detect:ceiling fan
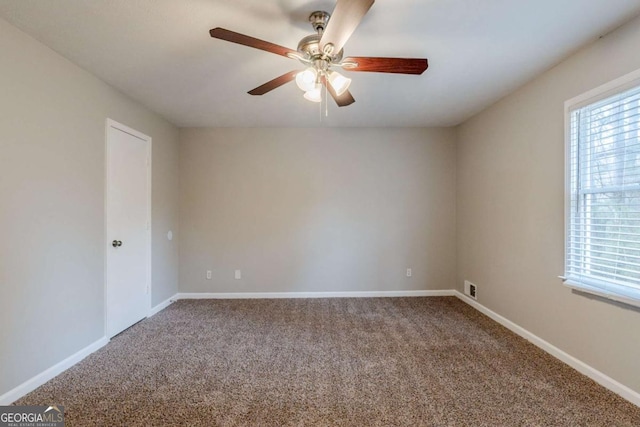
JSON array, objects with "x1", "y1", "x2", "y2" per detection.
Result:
[{"x1": 210, "y1": 0, "x2": 428, "y2": 107}]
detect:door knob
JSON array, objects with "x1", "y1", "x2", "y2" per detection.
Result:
[{"x1": 112, "y1": 240, "x2": 123, "y2": 247}]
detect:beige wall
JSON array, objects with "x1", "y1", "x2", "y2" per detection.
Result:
[
  {"x1": 180, "y1": 128, "x2": 456, "y2": 293},
  {"x1": 0, "y1": 18, "x2": 179, "y2": 396},
  {"x1": 457, "y1": 15, "x2": 640, "y2": 393}
]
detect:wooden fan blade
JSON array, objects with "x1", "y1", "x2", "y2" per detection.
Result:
[
  {"x1": 342, "y1": 57, "x2": 428, "y2": 74},
  {"x1": 320, "y1": 0, "x2": 374, "y2": 54},
  {"x1": 248, "y1": 71, "x2": 300, "y2": 96},
  {"x1": 322, "y1": 76, "x2": 356, "y2": 107},
  {"x1": 210, "y1": 28, "x2": 297, "y2": 58}
]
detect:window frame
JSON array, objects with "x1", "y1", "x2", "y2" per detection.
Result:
[{"x1": 563, "y1": 68, "x2": 640, "y2": 308}]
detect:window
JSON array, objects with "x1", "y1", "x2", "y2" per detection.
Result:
[{"x1": 564, "y1": 71, "x2": 640, "y2": 308}]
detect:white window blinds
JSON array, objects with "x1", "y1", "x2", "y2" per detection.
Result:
[{"x1": 566, "y1": 81, "x2": 640, "y2": 306}]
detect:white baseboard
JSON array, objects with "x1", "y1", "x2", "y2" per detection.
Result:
[
  {"x1": 454, "y1": 291, "x2": 640, "y2": 407},
  {"x1": 148, "y1": 293, "x2": 178, "y2": 317},
  {"x1": 0, "y1": 336, "x2": 109, "y2": 405},
  {"x1": 176, "y1": 290, "x2": 455, "y2": 300}
]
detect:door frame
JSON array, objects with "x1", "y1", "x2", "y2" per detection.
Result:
[{"x1": 104, "y1": 118, "x2": 152, "y2": 338}]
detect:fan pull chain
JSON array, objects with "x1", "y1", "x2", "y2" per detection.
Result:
[{"x1": 325, "y1": 83, "x2": 328, "y2": 117}]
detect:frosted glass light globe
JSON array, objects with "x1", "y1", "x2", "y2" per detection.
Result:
[
  {"x1": 328, "y1": 71, "x2": 351, "y2": 96},
  {"x1": 303, "y1": 84, "x2": 322, "y2": 103},
  {"x1": 296, "y1": 68, "x2": 317, "y2": 92}
]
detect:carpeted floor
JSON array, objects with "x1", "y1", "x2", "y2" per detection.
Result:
[{"x1": 15, "y1": 297, "x2": 640, "y2": 426}]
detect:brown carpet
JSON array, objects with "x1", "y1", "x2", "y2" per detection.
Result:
[{"x1": 15, "y1": 297, "x2": 640, "y2": 426}]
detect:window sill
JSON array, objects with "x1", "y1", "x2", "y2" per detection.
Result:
[{"x1": 562, "y1": 278, "x2": 640, "y2": 309}]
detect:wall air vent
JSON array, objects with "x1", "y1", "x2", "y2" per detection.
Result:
[{"x1": 464, "y1": 280, "x2": 477, "y2": 300}]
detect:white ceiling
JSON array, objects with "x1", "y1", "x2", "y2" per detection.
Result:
[{"x1": 1, "y1": 0, "x2": 639, "y2": 127}]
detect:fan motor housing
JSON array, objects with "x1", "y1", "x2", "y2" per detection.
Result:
[
  {"x1": 297, "y1": 34, "x2": 343, "y2": 63},
  {"x1": 297, "y1": 11, "x2": 344, "y2": 64}
]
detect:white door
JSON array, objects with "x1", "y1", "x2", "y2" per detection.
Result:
[{"x1": 106, "y1": 119, "x2": 151, "y2": 338}]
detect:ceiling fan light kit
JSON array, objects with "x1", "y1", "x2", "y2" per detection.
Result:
[{"x1": 209, "y1": 0, "x2": 428, "y2": 108}]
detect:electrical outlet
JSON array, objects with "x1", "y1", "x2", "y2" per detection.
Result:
[
  {"x1": 406, "y1": 268, "x2": 412, "y2": 277},
  {"x1": 206, "y1": 270, "x2": 212, "y2": 280},
  {"x1": 235, "y1": 269, "x2": 241, "y2": 280},
  {"x1": 464, "y1": 280, "x2": 477, "y2": 299}
]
